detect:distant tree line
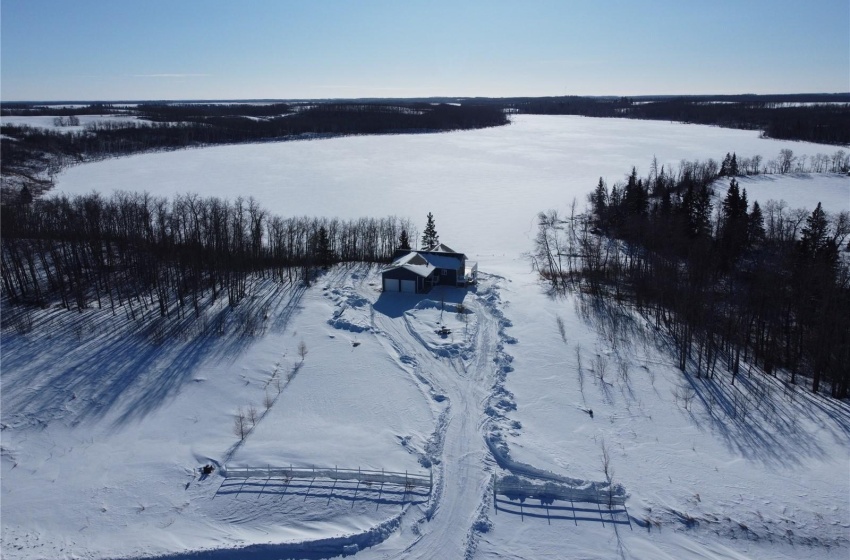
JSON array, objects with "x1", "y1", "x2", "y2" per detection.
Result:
[
  {"x1": 1, "y1": 102, "x2": 119, "y2": 117},
  {"x1": 535, "y1": 154, "x2": 850, "y2": 398},
  {"x1": 1, "y1": 191, "x2": 412, "y2": 317},
  {"x1": 0, "y1": 102, "x2": 508, "y2": 194},
  {"x1": 500, "y1": 94, "x2": 850, "y2": 145}
]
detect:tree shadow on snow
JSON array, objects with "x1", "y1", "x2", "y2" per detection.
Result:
[
  {"x1": 1, "y1": 279, "x2": 305, "y2": 428},
  {"x1": 571, "y1": 291, "x2": 850, "y2": 469}
]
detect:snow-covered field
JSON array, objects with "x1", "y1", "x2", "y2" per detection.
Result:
[{"x1": 3, "y1": 116, "x2": 849, "y2": 559}]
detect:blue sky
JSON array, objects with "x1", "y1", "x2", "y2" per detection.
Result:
[{"x1": 2, "y1": 0, "x2": 848, "y2": 101}]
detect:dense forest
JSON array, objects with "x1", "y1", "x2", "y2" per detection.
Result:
[
  {"x1": 1, "y1": 191, "x2": 412, "y2": 323},
  {"x1": 534, "y1": 154, "x2": 850, "y2": 398}
]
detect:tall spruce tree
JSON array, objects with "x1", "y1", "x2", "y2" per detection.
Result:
[
  {"x1": 748, "y1": 201, "x2": 765, "y2": 246},
  {"x1": 421, "y1": 212, "x2": 439, "y2": 249},
  {"x1": 314, "y1": 225, "x2": 333, "y2": 268},
  {"x1": 399, "y1": 229, "x2": 411, "y2": 250},
  {"x1": 591, "y1": 177, "x2": 608, "y2": 226}
]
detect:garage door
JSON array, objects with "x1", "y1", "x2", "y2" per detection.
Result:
[
  {"x1": 400, "y1": 279, "x2": 416, "y2": 293},
  {"x1": 383, "y1": 278, "x2": 400, "y2": 292}
]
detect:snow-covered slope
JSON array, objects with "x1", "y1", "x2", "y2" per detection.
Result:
[{"x1": 3, "y1": 116, "x2": 849, "y2": 559}]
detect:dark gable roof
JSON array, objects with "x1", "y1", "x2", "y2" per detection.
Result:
[
  {"x1": 421, "y1": 252, "x2": 463, "y2": 269},
  {"x1": 384, "y1": 242, "x2": 466, "y2": 277},
  {"x1": 422, "y1": 242, "x2": 461, "y2": 255},
  {"x1": 383, "y1": 250, "x2": 436, "y2": 277}
]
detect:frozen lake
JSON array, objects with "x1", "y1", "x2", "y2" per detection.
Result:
[{"x1": 57, "y1": 115, "x2": 849, "y2": 274}]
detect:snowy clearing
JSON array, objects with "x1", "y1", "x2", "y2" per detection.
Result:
[{"x1": 3, "y1": 116, "x2": 849, "y2": 559}]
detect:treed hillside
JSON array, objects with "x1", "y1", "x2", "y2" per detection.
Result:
[{"x1": 535, "y1": 155, "x2": 850, "y2": 398}]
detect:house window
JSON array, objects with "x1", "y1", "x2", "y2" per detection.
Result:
[{"x1": 441, "y1": 269, "x2": 447, "y2": 276}]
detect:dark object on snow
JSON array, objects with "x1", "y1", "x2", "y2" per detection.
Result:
[
  {"x1": 588, "y1": 409, "x2": 594, "y2": 418},
  {"x1": 201, "y1": 464, "x2": 214, "y2": 475},
  {"x1": 19, "y1": 186, "x2": 33, "y2": 205},
  {"x1": 436, "y1": 325, "x2": 452, "y2": 336}
]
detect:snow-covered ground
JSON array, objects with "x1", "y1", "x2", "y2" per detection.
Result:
[{"x1": 3, "y1": 116, "x2": 849, "y2": 559}]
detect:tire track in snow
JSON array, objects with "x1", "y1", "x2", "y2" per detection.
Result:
[{"x1": 359, "y1": 276, "x2": 509, "y2": 560}]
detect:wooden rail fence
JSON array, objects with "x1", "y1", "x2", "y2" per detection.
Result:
[{"x1": 223, "y1": 465, "x2": 432, "y2": 496}]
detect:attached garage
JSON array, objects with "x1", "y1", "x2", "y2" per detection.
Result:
[
  {"x1": 381, "y1": 252, "x2": 437, "y2": 294},
  {"x1": 383, "y1": 278, "x2": 400, "y2": 292}
]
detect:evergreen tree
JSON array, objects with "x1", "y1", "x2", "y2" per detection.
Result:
[
  {"x1": 748, "y1": 201, "x2": 765, "y2": 247},
  {"x1": 680, "y1": 184, "x2": 713, "y2": 239},
  {"x1": 719, "y1": 179, "x2": 749, "y2": 263},
  {"x1": 19, "y1": 185, "x2": 33, "y2": 205},
  {"x1": 730, "y1": 153, "x2": 739, "y2": 176},
  {"x1": 720, "y1": 152, "x2": 732, "y2": 176},
  {"x1": 314, "y1": 225, "x2": 333, "y2": 268},
  {"x1": 622, "y1": 167, "x2": 647, "y2": 217},
  {"x1": 421, "y1": 212, "x2": 439, "y2": 249},
  {"x1": 399, "y1": 229, "x2": 411, "y2": 250},
  {"x1": 798, "y1": 202, "x2": 833, "y2": 261},
  {"x1": 591, "y1": 177, "x2": 608, "y2": 226}
]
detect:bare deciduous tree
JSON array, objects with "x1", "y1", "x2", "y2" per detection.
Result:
[
  {"x1": 593, "y1": 354, "x2": 609, "y2": 383},
  {"x1": 601, "y1": 439, "x2": 615, "y2": 508},
  {"x1": 233, "y1": 407, "x2": 247, "y2": 440}
]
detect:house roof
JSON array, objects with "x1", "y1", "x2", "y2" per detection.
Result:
[
  {"x1": 422, "y1": 242, "x2": 459, "y2": 254},
  {"x1": 384, "y1": 242, "x2": 467, "y2": 277},
  {"x1": 383, "y1": 251, "x2": 436, "y2": 278},
  {"x1": 421, "y1": 252, "x2": 463, "y2": 270}
]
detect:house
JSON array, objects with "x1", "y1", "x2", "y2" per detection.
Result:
[{"x1": 381, "y1": 243, "x2": 478, "y2": 294}]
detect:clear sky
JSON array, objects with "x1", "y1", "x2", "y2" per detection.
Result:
[{"x1": 1, "y1": 0, "x2": 848, "y2": 101}]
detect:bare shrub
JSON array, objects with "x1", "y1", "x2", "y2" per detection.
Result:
[
  {"x1": 298, "y1": 340, "x2": 308, "y2": 362},
  {"x1": 263, "y1": 391, "x2": 274, "y2": 410},
  {"x1": 601, "y1": 439, "x2": 615, "y2": 507},
  {"x1": 673, "y1": 383, "x2": 696, "y2": 411},
  {"x1": 247, "y1": 404, "x2": 259, "y2": 426},
  {"x1": 233, "y1": 407, "x2": 247, "y2": 440}
]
